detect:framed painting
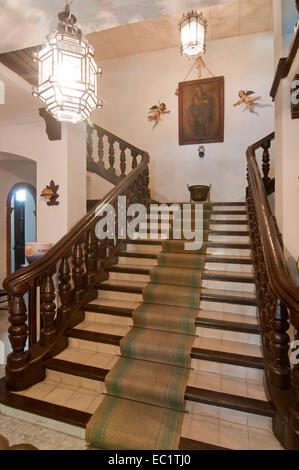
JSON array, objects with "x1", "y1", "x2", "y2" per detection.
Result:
[{"x1": 179, "y1": 76, "x2": 224, "y2": 145}]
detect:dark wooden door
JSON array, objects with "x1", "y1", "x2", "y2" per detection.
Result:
[{"x1": 14, "y1": 200, "x2": 25, "y2": 271}]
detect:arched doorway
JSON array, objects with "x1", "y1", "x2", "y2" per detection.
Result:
[{"x1": 7, "y1": 183, "x2": 36, "y2": 276}]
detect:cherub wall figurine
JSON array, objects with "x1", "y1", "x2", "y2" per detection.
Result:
[
  {"x1": 148, "y1": 102, "x2": 170, "y2": 128},
  {"x1": 233, "y1": 90, "x2": 262, "y2": 113}
]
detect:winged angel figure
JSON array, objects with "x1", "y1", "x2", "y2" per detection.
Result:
[
  {"x1": 148, "y1": 102, "x2": 170, "y2": 128},
  {"x1": 233, "y1": 90, "x2": 262, "y2": 112}
]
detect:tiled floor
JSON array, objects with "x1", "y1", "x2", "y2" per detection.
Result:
[
  {"x1": 0, "y1": 414, "x2": 88, "y2": 450},
  {"x1": 182, "y1": 413, "x2": 283, "y2": 450}
]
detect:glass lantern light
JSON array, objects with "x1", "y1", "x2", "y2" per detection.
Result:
[
  {"x1": 179, "y1": 10, "x2": 207, "y2": 58},
  {"x1": 33, "y1": 2, "x2": 102, "y2": 124}
]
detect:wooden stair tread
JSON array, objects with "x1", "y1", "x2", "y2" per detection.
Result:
[
  {"x1": 45, "y1": 358, "x2": 108, "y2": 382},
  {"x1": 126, "y1": 240, "x2": 251, "y2": 249},
  {"x1": 109, "y1": 265, "x2": 254, "y2": 283},
  {"x1": 96, "y1": 281, "x2": 257, "y2": 306},
  {"x1": 1, "y1": 391, "x2": 90, "y2": 428},
  {"x1": 45, "y1": 358, "x2": 271, "y2": 417},
  {"x1": 119, "y1": 251, "x2": 253, "y2": 264},
  {"x1": 84, "y1": 303, "x2": 259, "y2": 334},
  {"x1": 191, "y1": 348, "x2": 264, "y2": 369},
  {"x1": 66, "y1": 328, "x2": 262, "y2": 367},
  {"x1": 179, "y1": 437, "x2": 230, "y2": 450},
  {"x1": 0, "y1": 381, "x2": 229, "y2": 450}
]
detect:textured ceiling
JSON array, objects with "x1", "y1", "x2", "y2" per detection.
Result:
[
  {"x1": 88, "y1": 0, "x2": 273, "y2": 61},
  {"x1": 0, "y1": 0, "x2": 241, "y2": 53}
]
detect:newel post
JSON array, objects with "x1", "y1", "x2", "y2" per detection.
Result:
[
  {"x1": 6, "y1": 287, "x2": 45, "y2": 391},
  {"x1": 7, "y1": 290, "x2": 30, "y2": 372}
]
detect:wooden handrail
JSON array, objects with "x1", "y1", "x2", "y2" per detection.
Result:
[
  {"x1": 3, "y1": 123, "x2": 151, "y2": 391},
  {"x1": 270, "y1": 25, "x2": 299, "y2": 100},
  {"x1": 247, "y1": 136, "x2": 299, "y2": 311},
  {"x1": 4, "y1": 128, "x2": 148, "y2": 296},
  {"x1": 246, "y1": 132, "x2": 299, "y2": 450}
]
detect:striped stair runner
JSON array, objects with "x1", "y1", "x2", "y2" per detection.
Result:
[{"x1": 86, "y1": 206, "x2": 211, "y2": 449}]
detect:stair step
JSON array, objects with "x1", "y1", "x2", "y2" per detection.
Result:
[
  {"x1": 191, "y1": 348, "x2": 263, "y2": 369},
  {"x1": 142, "y1": 225, "x2": 250, "y2": 237},
  {"x1": 84, "y1": 303, "x2": 259, "y2": 334},
  {"x1": 65, "y1": 328, "x2": 262, "y2": 369},
  {"x1": 212, "y1": 211, "x2": 247, "y2": 215},
  {"x1": 45, "y1": 358, "x2": 272, "y2": 417},
  {"x1": 0, "y1": 385, "x2": 229, "y2": 451},
  {"x1": 109, "y1": 265, "x2": 255, "y2": 284},
  {"x1": 179, "y1": 438, "x2": 229, "y2": 450},
  {"x1": 213, "y1": 202, "x2": 246, "y2": 207},
  {"x1": 118, "y1": 251, "x2": 253, "y2": 265},
  {"x1": 125, "y1": 240, "x2": 251, "y2": 250},
  {"x1": 2, "y1": 390, "x2": 90, "y2": 428},
  {"x1": 45, "y1": 358, "x2": 108, "y2": 382},
  {"x1": 185, "y1": 387, "x2": 273, "y2": 417},
  {"x1": 96, "y1": 282, "x2": 257, "y2": 307},
  {"x1": 149, "y1": 210, "x2": 247, "y2": 216}
]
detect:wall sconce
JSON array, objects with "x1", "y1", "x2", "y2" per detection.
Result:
[{"x1": 198, "y1": 145, "x2": 205, "y2": 158}]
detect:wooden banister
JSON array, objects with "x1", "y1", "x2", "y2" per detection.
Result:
[
  {"x1": 87, "y1": 123, "x2": 143, "y2": 185},
  {"x1": 3, "y1": 123, "x2": 151, "y2": 391},
  {"x1": 270, "y1": 25, "x2": 299, "y2": 100},
  {"x1": 246, "y1": 132, "x2": 299, "y2": 450}
]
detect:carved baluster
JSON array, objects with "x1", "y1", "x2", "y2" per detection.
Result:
[
  {"x1": 7, "y1": 291, "x2": 29, "y2": 372},
  {"x1": 57, "y1": 257, "x2": 72, "y2": 326},
  {"x1": 108, "y1": 137, "x2": 115, "y2": 173},
  {"x1": 97, "y1": 240, "x2": 107, "y2": 271},
  {"x1": 40, "y1": 272, "x2": 57, "y2": 347},
  {"x1": 290, "y1": 313, "x2": 299, "y2": 402},
  {"x1": 261, "y1": 139, "x2": 271, "y2": 188},
  {"x1": 28, "y1": 280, "x2": 38, "y2": 348},
  {"x1": 87, "y1": 124, "x2": 93, "y2": 163},
  {"x1": 131, "y1": 150, "x2": 138, "y2": 169},
  {"x1": 120, "y1": 143, "x2": 127, "y2": 177},
  {"x1": 136, "y1": 173, "x2": 143, "y2": 203},
  {"x1": 269, "y1": 300, "x2": 291, "y2": 389},
  {"x1": 85, "y1": 228, "x2": 97, "y2": 287},
  {"x1": 142, "y1": 166, "x2": 151, "y2": 205},
  {"x1": 107, "y1": 239, "x2": 115, "y2": 258},
  {"x1": 72, "y1": 242, "x2": 85, "y2": 302},
  {"x1": 261, "y1": 288, "x2": 276, "y2": 356},
  {"x1": 97, "y1": 128, "x2": 104, "y2": 166}
]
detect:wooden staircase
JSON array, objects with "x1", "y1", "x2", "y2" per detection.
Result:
[{"x1": 0, "y1": 202, "x2": 283, "y2": 450}]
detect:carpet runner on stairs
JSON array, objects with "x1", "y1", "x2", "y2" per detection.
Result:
[{"x1": 85, "y1": 206, "x2": 211, "y2": 450}]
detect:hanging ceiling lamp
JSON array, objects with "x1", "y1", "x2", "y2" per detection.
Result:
[
  {"x1": 179, "y1": 10, "x2": 207, "y2": 58},
  {"x1": 33, "y1": 1, "x2": 102, "y2": 124}
]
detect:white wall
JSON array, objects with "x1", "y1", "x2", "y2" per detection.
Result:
[
  {"x1": 0, "y1": 121, "x2": 86, "y2": 245},
  {"x1": 92, "y1": 31, "x2": 274, "y2": 202},
  {"x1": 87, "y1": 171, "x2": 114, "y2": 201}
]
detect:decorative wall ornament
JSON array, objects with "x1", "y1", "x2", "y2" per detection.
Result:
[
  {"x1": 148, "y1": 102, "x2": 170, "y2": 129},
  {"x1": 233, "y1": 90, "x2": 262, "y2": 113},
  {"x1": 179, "y1": 76, "x2": 224, "y2": 145},
  {"x1": 40, "y1": 180, "x2": 60, "y2": 206}
]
